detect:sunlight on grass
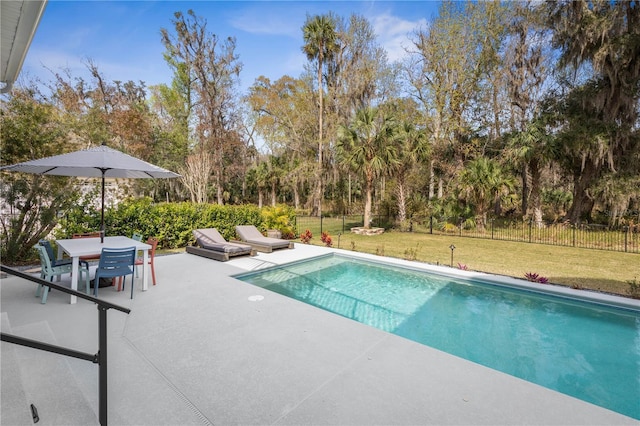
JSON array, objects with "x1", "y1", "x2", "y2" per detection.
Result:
[{"x1": 307, "y1": 230, "x2": 639, "y2": 297}]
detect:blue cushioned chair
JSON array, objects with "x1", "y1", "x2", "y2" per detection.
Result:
[{"x1": 93, "y1": 246, "x2": 136, "y2": 298}]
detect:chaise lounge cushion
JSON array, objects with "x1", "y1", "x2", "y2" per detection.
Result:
[
  {"x1": 235, "y1": 225, "x2": 293, "y2": 250},
  {"x1": 195, "y1": 237, "x2": 250, "y2": 254},
  {"x1": 193, "y1": 228, "x2": 253, "y2": 254}
]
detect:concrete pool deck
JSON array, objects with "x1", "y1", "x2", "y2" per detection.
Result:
[{"x1": 1, "y1": 243, "x2": 638, "y2": 425}]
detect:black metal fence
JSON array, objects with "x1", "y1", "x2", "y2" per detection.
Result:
[{"x1": 295, "y1": 215, "x2": 640, "y2": 254}]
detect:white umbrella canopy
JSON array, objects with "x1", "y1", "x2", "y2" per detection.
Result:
[{"x1": 0, "y1": 144, "x2": 180, "y2": 240}]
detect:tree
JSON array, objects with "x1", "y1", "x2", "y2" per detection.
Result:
[
  {"x1": 337, "y1": 107, "x2": 398, "y2": 229},
  {"x1": 505, "y1": 117, "x2": 553, "y2": 227},
  {"x1": 148, "y1": 58, "x2": 194, "y2": 202},
  {"x1": 326, "y1": 14, "x2": 397, "y2": 214},
  {"x1": 246, "y1": 75, "x2": 317, "y2": 209},
  {"x1": 407, "y1": 1, "x2": 504, "y2": 201},
  {"x1": 458, "y1": 157, "x2": 515, "y2": 230},
  {"x1": 392, "y1": 120, "x2": 429, "y2": 225},
  {"x1": 161, "y1": 10, "x2": 244, "y2": 205},
  {"x1": 180, "y1": 150, "x2": 214, "y2": 203},
  {"x1": 380, "y1": 98, "x2": 430, "y2": 226},
  {"x1": 302, "y1": 14, "x2": 339, "y2": 217},
  {"x1": 503, "y1": 2, "x2": 550, "y2": 222},
  {"x1": 0, "y1": 87, "x2": 80, "y2": 262},
  {"x1": 545, "y1": 0, "x2": 640, "y2": 223}
]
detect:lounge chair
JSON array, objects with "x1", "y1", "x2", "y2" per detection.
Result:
[
  {"x1": 186, "y1": 228, "x2": 256, "y2": 262},
  {"x1": 235, "y1": 225, "x2": 294, "y2": 253}
]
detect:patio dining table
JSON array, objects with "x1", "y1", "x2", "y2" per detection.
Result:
[{"x1": 56, "y1": 236, "x2": 152, "y2": 304}]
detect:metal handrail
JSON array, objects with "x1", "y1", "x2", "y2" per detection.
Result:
[{"x1": 0, "y1": 264, "x2": 130, "y2": 426}]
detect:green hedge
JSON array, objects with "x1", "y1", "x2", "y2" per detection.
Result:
[{"x1": 54, "y1": 198, "x2": 296, "y2": 249}]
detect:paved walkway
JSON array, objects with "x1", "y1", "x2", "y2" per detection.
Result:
[{"x1": 1, "y1": 244, "x2": 637, "y2": 425}]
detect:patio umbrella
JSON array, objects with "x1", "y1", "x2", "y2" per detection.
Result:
[{"x1": 0, "y1": 143, "x2": 180, "y2": 241}]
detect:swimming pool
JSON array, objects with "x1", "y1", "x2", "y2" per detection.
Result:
[{"x1": 235, "y1": 253, "x2": 640, "y2": 420}]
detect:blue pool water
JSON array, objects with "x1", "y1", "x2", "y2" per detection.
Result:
[{"x1": 236, "y1": 254, "x2": 640, "y2": 419}]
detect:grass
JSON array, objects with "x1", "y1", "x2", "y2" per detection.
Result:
[{"x1": 305, "y1": 230, "x2": 640, "y2": 298}]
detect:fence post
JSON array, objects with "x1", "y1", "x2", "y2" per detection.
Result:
[
  {"x1": 320, "y1": 215, "x2": 323, "y2": 234},
  {"x1": 491, "y1": 218, "x2": 494, "y2": 239},
  {"x1": 430, "y1": 215, "x2": 433, "y2": 234},
  {"x1": 342, "y1": 215, "x2": 345, "y2": 233},
  {"x1": 459, "y1": 218, "x2": 462, "y2": 237},
  {"x1": 528, "y1": 219, "x2": 532, "y2": 243},
  {"x1": 624, "y1": 225, "x2": 629, "y2": 253}
]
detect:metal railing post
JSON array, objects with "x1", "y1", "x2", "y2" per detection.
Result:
[
  {"x1": 98, "y1": 305, "x2": 108, "y2": 426},
  {"x1": 0, "y1": 265, "x2": 129, "y2": 426},
  {"x1": 624, "y1": 226, "x2": 629, "y2": 253}
]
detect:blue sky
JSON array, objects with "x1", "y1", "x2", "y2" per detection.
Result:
[{"x1": 22, "y1": 1, "x2": 441, "y2": 95}]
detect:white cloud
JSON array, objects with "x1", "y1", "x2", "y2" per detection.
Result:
[
  {"x1": 229, "y1": 5, "x2": 302, "y2": 38},
  {"x1": 23, "y1": 48, "x2": 87, "y2": 78},
  {"x1": 370, "y1": 13, "x2": 428, "y2": 63}
]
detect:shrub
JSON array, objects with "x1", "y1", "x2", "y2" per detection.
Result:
[
  {"x1": 55, "y1": 199, "x2": 264, "y2": 250},
  {"x1": 524, "y1": 272, "x2": 549, "y2": 284},
  {"x1": 627, "y1": 278, "x2": 640, "y2": 299},
  {"x1": 300, "y1": 229, "x2": 313, "y2": 244},
  {"x1": 320, "y1": 231, "x2": 333, "y2": 247},
  {"x1": 404, "y1": 244, "x2": 419, "y2": 261},
  {"x1": 261, "y1": 205, "x2": 296, "y2": 238}
]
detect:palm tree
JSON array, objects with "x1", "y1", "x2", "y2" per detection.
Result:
[
  {"x1": 393, "y1": 121, "x2": 429, "y2": 225},
  {"x1": 302, "y1": 14, "x2": 338, "y2": 217},
  {"x1": 337, "y1": 107, "x2": 399, "y2": 229},
  {"x1": 505, "y1": 117, "x2": 552, "y2": 227},
  {"x1": 458, "y1": 157, "x2": 515, "y2": 231}
]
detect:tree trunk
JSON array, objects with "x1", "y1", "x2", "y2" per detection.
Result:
[
  {"x1": 258, "y1": 190, "x2": 263, "y2": 209},
  {"x1": 271, "y1": 181, "x2": 276, "y2": 206},
  {"x1": 215, "y1": 170, "x2": 224, "y2": 205},
  {"x1": 313, "y1": 49, "x2": 324, "y2": 218},
  {"x1": 428, "y1": 159, "x2": 435, "y2": 200},
  {"x1": 529, "y1": 159, "x2": 544, "y2": 227},
  {"x1": 364, "y1": 174, "x2": 373, "y2": 229},
  {"x1": 311, "y1": 177, "x2": 322, "y2": 217},
  {"x1": 396, "y1": 180, "x2": 407, "y2": 224},
  {"x1": 293, "y1": 182, "x2": 300, "y2": 210},
  {"x1": 566, "y1": 161, "x2": 598, "y2": 224},
  {"x1": 348, "y1": 173, "x2": 352, "y2": 208},
  {"x1": 521, "y1": 163, "x2": 529, "y2": 218}
]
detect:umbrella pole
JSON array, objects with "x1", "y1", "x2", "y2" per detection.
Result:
[{"x1": 100, "y1": 173, "x2": 105, "y2": 243}]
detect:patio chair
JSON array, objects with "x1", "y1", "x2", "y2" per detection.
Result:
[
  {"x1": 72, "y1": 232, "x2": 102, "y2": 262},
  {"x1": 34, "y1": 243, "x2": 90, "y2": 304},
  {"x1": 134, "y1": 237, "x2": 158, "y2": 285},
  {"x1": 186, "y1": 228, "x2": 256, "y2": 261},
  {"x1": 93, "y1": 246, "x2": 136, "y2": 299},
  {"x1": 39, "y1": 239, "x2": 89, "y2": 270},
  {"x1": 131, "y1": 233, "x2": 143, "y2": 277},
  {"x1": 235, "y1": 225, "x2": 294, "y2": 253}
]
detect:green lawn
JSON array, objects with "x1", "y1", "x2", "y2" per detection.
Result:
[{"x1": 307, "y1": 230, "x2": 640, "y2": 298}]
